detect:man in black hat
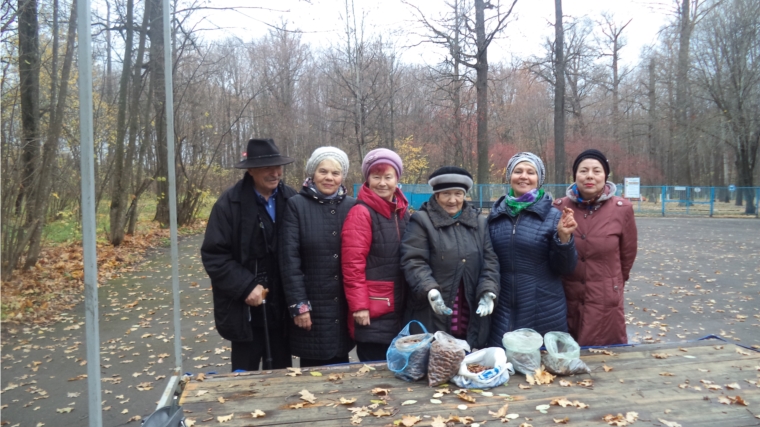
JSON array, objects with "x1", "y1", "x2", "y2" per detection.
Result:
[{"x1": 201, "y1": 138, "x2": 297, "y2": 371}]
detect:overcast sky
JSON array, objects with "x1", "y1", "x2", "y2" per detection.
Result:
[{"x1": 186, "y1": 0, "x2": 674, "y2": 67}]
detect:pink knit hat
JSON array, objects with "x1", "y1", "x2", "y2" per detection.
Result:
[{"x1": 361, "y1": 148, "x2": 403, "y2": 181}]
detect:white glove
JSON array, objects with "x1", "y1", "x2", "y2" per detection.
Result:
[
  {"x1": 476, "y1": 292, "x2": 496, "y2": 317},
  {"x1": 427, "y1": 289, "x2": 453, "y2": 316}
]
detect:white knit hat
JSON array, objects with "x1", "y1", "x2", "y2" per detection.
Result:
[{"x1": 305, "y1": 146, "x2": 349, "y2": 177}]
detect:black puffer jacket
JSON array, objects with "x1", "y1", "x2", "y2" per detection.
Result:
[
  {"x1": 487, "y1": 193, "x2": 577, "y2": 347},
  {"x1": 279, "y1": 185, "x2": 356, "y2": 360},
  {"x1": 201, "y1": 173, "x2": 297, "y2": 342},
  {"x1": 401, "y1": 197, "x2": 500, "y2": 348}
]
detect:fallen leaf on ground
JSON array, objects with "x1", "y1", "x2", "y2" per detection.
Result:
[
  {"x1": 458, "y1": 391, "x2": 476, "y2": 403},
  {"x1": 589, "y1": 349, "x2": 617, "y2": 356},
  {"x1": 431, "y1": 415, "x2": 448, "y2": 427},
  {"x1": 217, "y1": 397, "x2": 225, "y2": 404},
  {"x1": 658, "y1": 419, "x2": 682, "y2": 427},
  {"x1": 652, "y1": 353, "x2": 669, "y2": 359},
  {"x1": 371, "y1": 387, "x2": 390, "y2": 396},
  {"x1": 251, "y1": 409, "x2": 265, "y2": 418},
  {"x1": 340, "y1": 397, "x2": 357, "y2": 405},
  {"x1": 401, "y1": 415, "x2": 421, "y2": 426},
  {"x1": 217, "y1": 414, "x2": 233, "y2": 423},
  {"x1": 577, "y1": 379, "x2": 594, "y2": 387},
  {"x1": 401, "y1": 400, "x2": 416, "y2": 406},
  {"x1": 551, "y1": 398, "x2": 573, "y2": 408},
  {"x1": 519, "y1": 383, "x2": 531, "y2": 389},
  {"x1": 659, "y1": 372, "x2": 675, "y2": 376},
  {"x1": 196, "y1": 373, "x2": 205, "y2": 382},
  {"x1": 299, "y1": 389, "x2": 316, "y2": 403},
  {"x1": 310, "y1": 371, "x2": 322, "y2": 377},
  {"x1": 554, "y1": 417, "x2": 570, "y2": 424},
  {"x1": 559, "y1": 379, "x2": 572, "y2": 387},
  {"x1": 329, "y1": 373, "x2": 344, "y2": 381},
  {"x1": 489, "y1": 402, "x2": 509, "y2": 418},
  {"x1": 289, "y1": 403, "x2": 305, "y2": 409},
  {"x1": 603, "y1": 365, "x2": 614, "y2": 372},
  {"x1": 56, "y1": 408, "x2": 73, "y2": 413},
  {"x1": 736, "y1": 348, "x2": 750, "y2": 356},
  {"x1": 372, "y1": 408, "x2": 392, "y2": 417},
  {"x1": 286, "y1": 367, "x2": 302, "y2": 377}
]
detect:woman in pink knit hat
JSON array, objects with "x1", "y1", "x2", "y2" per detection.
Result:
[{"x1": 341, "y1": 148, "x2": 410, "y2": 362}]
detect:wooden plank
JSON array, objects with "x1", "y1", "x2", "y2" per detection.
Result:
[{"x1": 178, "y1": 341, "x2": 760, "y2": 426}]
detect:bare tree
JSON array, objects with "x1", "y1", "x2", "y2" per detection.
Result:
[
  {"x1": 692, "y1": 0, "x2": 759, "y2": 214},
  {"x1": 597, "y1": 13, "x2": 632, "y2": 141},
  {"x1": 553, "y1": 0, "x2": 565, "y2": 183},
  {"x1": 406, "y1": 0, "x2": 518, "y2": 183}
]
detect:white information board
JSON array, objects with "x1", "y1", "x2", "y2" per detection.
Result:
[{"x1": 624, "y1": 177, "x2": 641, "y2": 199}]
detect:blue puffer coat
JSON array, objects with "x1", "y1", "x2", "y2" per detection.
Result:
[{"x1": 487, "y1": 193, "x2": 577, "y2": 347}]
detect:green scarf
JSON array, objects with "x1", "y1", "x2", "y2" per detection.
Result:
[{"x1": 504, "y1": 188, "x2": 544, "y2": 216}]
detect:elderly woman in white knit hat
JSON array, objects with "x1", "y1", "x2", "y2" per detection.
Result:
[
  {"x1": 400, "y1": 166, "x2": 500, "y2": 349},
  {"x1": 486, "y1": 152, "x2": 578, "y2": 347},
  {"x1": 279, "y1": 146, "x2": 356, "y2": 367}
]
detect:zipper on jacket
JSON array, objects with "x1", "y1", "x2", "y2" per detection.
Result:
[
  {"x1": 509, "y1": 214, "x2": 521, "y2": 330},
  {"x1": 369, "y1": 297, "x2": 391, "y2": 306}
]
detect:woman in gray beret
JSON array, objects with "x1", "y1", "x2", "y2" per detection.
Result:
[
  {"x1": 400, "y1": 166, "x2": 500, "y2": 349},
  {"x1": 487, "y1": 152, "x2": 578, "y2": 347},
  {"x1": 279, "y1": 147, "x2": 356, "y2": 367}
]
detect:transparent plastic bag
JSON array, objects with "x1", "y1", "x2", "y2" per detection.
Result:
[
  {"x1": 386, "y1": 320, "x2": 434, "y2": 382},
  {"x1": 501, "y1": 328, "x2": 543, "y2": 375},
  {"x1": 451, "y1": 347, "x2": 514, "y2": 389},
  {"x1": 427, "y1": 331, "x2": 470, "y2": 387},
  {"x1": 541, "y1": 331, "x2": 590, "y2": 375}
]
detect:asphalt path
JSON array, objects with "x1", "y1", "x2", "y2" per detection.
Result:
[{"x1": 1, "y1": 217, "x2": 759, "y2": 426}]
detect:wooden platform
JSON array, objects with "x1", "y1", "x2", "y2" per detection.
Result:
[{"x1": 178, "y1": 339, "x2": 760, "y2": 426}]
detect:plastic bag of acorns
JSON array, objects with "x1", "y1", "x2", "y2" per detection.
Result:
[{"x1": 427, "y1": 332, "x2": 470, "y2": 386}]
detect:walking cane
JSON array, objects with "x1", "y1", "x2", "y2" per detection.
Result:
[{"x1": 260, "y1": 288, "x2": 273, "y2": 370}]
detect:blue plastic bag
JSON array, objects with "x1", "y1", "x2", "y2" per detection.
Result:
[{"x1": 386, "y1": 320, "x2": 434, "y2": 382}]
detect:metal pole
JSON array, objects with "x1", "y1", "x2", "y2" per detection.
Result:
[
  {"x1": 710, "y1": 187, "x2": 714, "y2": 217},
  {"x1": 661, "y1": 186, "x2": 666, "y2": 217},
  {"x1": 162, "y1": 0, "x2": 182, "y2": 373},
  {"x1": 77, "y1": 0, "x2": 103, "y2": 423}
]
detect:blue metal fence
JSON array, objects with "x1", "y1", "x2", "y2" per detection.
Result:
[{"x1": 352, "y1": 184, "x2": 760, "y2": 218}]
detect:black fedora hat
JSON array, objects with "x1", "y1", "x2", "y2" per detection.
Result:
[{"x1": 234, "y1": 138, "x2": 295, "y2": 169}]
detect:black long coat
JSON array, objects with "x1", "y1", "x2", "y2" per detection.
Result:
[
  {"x1": 279, "y1": 186, "x2": 356, "y2": 359},
  {"x1": 201, "y1": 173, "x2": 296, "y2": 342},
  {"x1": 400, "y1": 197, "x2": 500, "y2": 349}
]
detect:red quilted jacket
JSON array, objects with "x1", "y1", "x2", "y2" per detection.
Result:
[{"x1": 341, "y1": 184, "x2": 409, "y2": 342}]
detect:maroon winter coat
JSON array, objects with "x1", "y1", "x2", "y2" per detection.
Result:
[{"x1": 553, "y1": 192, "x2": 637, "y2": 346}]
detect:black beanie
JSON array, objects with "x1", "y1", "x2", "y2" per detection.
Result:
[
  {"x1": 428, "y1": 166, "x2": 474, "y2": 193},
  {"x1": 572, "y1": 149, "x2": 610, "y2": 181}
]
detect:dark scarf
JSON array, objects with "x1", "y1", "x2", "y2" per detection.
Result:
[{"x1": 425, "y1": 195, "x2": 479, "y2": 229}]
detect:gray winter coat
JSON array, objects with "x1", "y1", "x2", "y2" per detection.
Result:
[{"x1": 400, "y1": 197, "x2": 500, "y2": 348}]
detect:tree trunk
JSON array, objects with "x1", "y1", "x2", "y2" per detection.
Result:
[
  {"x1": 16, "y1": 0, "x2": 40, "y2": 218},
  {"x1": 23, "y1": 0, "x2": 77, "y2": 268},
  {"x1": 675, "y1": 0, "x2": 692, "y2": 185},
  {"x1": 474, "y1": 0, "x2": 489, "y2": 184},
  {"x1": 109, "y1": 0, "x2": 134, "y2": 245},
  {"x1": 553, "y1": 0, "x2": 566, "y2": 184},
  {"x1": 124, "y1": 0, "x2": 152, "y2": 235},
  {"x1": 150, "y1": 0, "x2": 170, "y2": 226},
  {"x1": 647, "y1": 57, "x2": 657, "y2": 161}
]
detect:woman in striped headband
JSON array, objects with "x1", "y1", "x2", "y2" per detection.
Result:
[{"x1": 486, "y1": 152, "x2": 579, "y2": 348}]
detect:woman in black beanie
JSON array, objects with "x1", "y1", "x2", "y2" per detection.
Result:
[
  {"x1": 400, "y1": 166, "x2": 500, "y2": 349},
  {"x1": 553, "y1": 149, "x2": 638, "y2": 346}
]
